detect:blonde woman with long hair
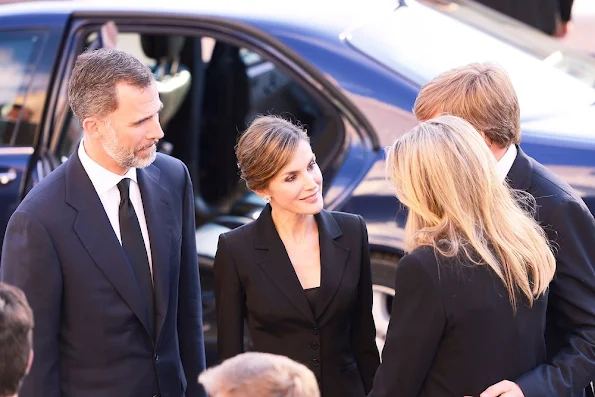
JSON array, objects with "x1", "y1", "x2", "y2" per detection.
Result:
[{"x1": 368, "y1": 115, "x2": 555, "y2": 397}]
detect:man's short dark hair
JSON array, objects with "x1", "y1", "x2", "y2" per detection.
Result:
[
  {"x1": 0, "y1": 283, "x2": 34, "y2": 397},
  {"x1": 67, "y1": 48, "x2": 154, "y2": 123}
]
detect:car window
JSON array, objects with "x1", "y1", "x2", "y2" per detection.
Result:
[
  {"x1": 346, "y1": 1, "x2": 595, "y2": 120},
  {"x1": 198, "y1": 37, "x2": 342, "y2": 207},
  {"x1": 0, "y1": 30, "x2": 45, "y2": 146}
]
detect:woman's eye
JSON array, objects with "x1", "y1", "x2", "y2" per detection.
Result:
[{"x1": 285, "y1": 175, "x2": 296, "y2": 182}]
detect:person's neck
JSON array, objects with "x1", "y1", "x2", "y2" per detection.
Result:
[
  {"x1": 82, "y1": 138, "x2": 129, "y2": 176},
  {"x1": 270, "y1": 207, "x2": 316, "y2": 244},
  {"x1": 491, "y1": 144, "x2": 509, "y2": 162}
]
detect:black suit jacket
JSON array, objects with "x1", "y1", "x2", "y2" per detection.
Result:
[
  {"x1": 214, "y1": 205, "x2": 380, "y2": 397},
  {"x1": 0, "y1": 150, "x2": 206, "y2": 397},
  {"x1": 369, "y1": 245, "x2": 549, "y2": 397},
  {"x1": 473, "y1": 0, "x2": 574, "y2": 35},
  {"x1": 508, "y1": 147, "x2": 595, "y2": 397}
]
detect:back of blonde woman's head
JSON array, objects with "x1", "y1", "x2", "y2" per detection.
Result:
[
  {"x1": 386, "y1": 115, "x2": 555, "y2": 309},
  {"x1": 198, "y1": 352, "x2": 320, "y2": 397}
]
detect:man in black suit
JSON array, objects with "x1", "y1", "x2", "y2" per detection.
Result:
[
  {"x1": 0, "y1": 48, "x2": 206, "y2": 397},
  {"x1": 412, "y1": 62, "x2": 595, "y2": 397},
  {"x1": 472, "y1": 0, "x2": 574, "y2": 37}
]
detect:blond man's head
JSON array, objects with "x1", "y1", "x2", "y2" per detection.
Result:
[
  {"x1": 198, "y1": 352, "x2": 320, "y2": 397},
  {"x1": 413, "y1": 62, "x2": 520, "y2": 148}
]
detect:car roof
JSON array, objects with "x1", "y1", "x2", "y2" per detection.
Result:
[{"x1": 0, "y1": 0, "x2": 397, "y2": 37}]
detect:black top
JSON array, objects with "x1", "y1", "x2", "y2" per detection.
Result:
[
  {"x1": 369, "y1": 245, "x2": 549, "y2": 397},
  {"x1": 214, "y1": 206, "x2": 380, "y2": 397},
  {"x1": 304, "y1": 286, "x2": 320, "y2": 313}
]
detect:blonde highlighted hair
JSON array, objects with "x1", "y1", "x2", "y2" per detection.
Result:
[
  {"x1": 386, "y1": 115, "x2": 555, "y2": 309},
  {"x1": 198, "y1": 352, "x2": 320, "y2": 397},
  {"x1": 414, "y1": 62, "x2": 521, "y2": 147}
]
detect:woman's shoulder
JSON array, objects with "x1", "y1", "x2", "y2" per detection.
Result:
[
  {"x1": 219, "y1": 219, "x2": 257, "y2": 245},
  {"x1": 400, "y1": 246, "x2": 470, "y2": 283}
]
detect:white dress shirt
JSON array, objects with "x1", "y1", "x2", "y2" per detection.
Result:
[
  {"x1": 78, "y1": 141, "x2": 153, "y2": 278},
  {"x1": 496, "y1": 144, "x2": 517, "y2": 182}
]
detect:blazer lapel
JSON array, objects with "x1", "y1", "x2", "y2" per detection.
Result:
[
  {"x1": 137, "y1": 165, "x2": 173, "y2": 343},
  {"x1": 65, "y1": 150, "x2": 152, "y2": 336},
  {"x1": 506, "y1": 145, "x2": 533, "y2": 191},
  {"x1": 314, "y1": 210, "x2": 349, "y2": 319},
  {"x1": 254, "y1": 205, "x2": 317, "y2": 325}
]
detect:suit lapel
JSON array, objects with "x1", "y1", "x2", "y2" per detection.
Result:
[
  {"x1": 137, "y1": 165, "x2": 173, "y2": 343},
  {"x1": 506, "y1": 145, "x2": 533, "y2": 191},
  {"x1": 66, "y1": 150, "x2": 152, "y2": 336},
  {"x1": 254, "y1": 205, "x2": 316, "y2": 324},
  {"x1": 314, "y1": 210, "x2": 349, "y2": 319}
]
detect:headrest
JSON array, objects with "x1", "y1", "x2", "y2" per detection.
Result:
[{"x1": 140, "y1": 35, "x2": 185, "y2": 60}]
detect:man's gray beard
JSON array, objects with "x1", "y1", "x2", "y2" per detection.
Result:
[{"x1": 102, "y1": 129, "x2": 157, "y2": 169}]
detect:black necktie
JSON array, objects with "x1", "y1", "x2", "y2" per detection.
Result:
[{"x1": 117, "y1": 178, "x2": 155, "y2": 335}]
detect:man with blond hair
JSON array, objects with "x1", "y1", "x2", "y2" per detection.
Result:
[
  {"x1": 411, "y1": 62, "x2": 595, "y2": 397},
  {"x1": 198, "y1": 352, "x2": 320, "y2": 397}
]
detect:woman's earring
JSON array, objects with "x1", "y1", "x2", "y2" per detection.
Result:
[{"x1": 263, "y1": 195, "x2": 271, "y2": 204}]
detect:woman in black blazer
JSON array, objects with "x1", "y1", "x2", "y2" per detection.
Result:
[
  {"x1": 369, "y1": 116, "x2": 556, "y2": 397},
  {"x1": 213, "y1": 116, "x2": 380, "y2": 397}
]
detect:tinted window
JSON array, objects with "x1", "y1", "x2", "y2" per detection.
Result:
[{"x1": 0, "y1": 31, "x2": 43, "y2": 146}]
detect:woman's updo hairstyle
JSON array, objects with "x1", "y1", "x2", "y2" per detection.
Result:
[{"x1": 235, "y1": 115, "x2": 310, "y2": 191}]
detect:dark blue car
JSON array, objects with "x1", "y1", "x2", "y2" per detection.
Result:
[{"x1": 1, "y1": 0, "x2": 595, "y2": 362}]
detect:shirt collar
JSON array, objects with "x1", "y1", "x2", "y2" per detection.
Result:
[
  {"x1": 78, "y1": 139, "x2": 137, "y2": 195},
  {"x1": 496, "y1": 144, "x2": 517, "y2": 182}
]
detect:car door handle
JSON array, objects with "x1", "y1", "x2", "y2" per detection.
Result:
[{"x1": 0, "y1": 169, "x2": 17, "y2": 185}]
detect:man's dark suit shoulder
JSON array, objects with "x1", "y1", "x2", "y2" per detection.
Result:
[
  {"x1": 528, "y1": 157, "x2": 578, "y2": 206},
  {"x1": 152, "y1": 152, "x2": 189, "y2": 184},
  {"x1": 17, "y1": 160, "x2": 69, "y2": 215},
  {"x1": 15, "y1": 152, "x2": 188, "y2": 224}
]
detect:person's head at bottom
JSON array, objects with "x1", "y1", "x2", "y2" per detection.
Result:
[
  {"x1": 199, "y1": 352, "x2": 320, "y2": 397},
  {"x1": 0, "y1": 282, "x2": 34, "y2": 397}
]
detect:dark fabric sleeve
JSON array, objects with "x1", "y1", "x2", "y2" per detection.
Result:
[
  {"x1": 516, "y1": 199, "x2": 595, "y2": 397},
  {"x1": 213, "y1": 233, "x2": 246, "y2": 361},
  {"x1": 0, "y1": 210, "x2": 62, "y2": 397},
  {"x1": 177, "y1": 165, "x2": 207, "y2": 397},
  {"x1": 351, "y1": 215, "x2": 380, "y2": 392},
  {"x1": 368, "y1": 252, "x2": 445, "y2": 397},
  {"x1": 559, "y1": 0, "x2": 574, "y2": 21}
]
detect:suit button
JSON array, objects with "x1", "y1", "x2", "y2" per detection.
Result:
[
  {"x1": 154, "y1": 354, "x2": 159, "y2": 362},
  {"x1": 312, "y1": 327, "x2": 319, "y2": 335},
  {"x1": 312, "y1": 358, "x2": 320, "y2": 367},
  {"x1": 310, "y1": 341, "x2": 318, "y2": 350}
]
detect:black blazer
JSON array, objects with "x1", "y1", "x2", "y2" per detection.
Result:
[
  {"x1": 369, "y1": 245, "x2": 549, "y2": 397},
  {"x1": 0, "y1": 150, "x2": 206, "y2": 397},
  {"x1": 508, "y1": 147, "x2": 595, "y2": 397},
  {"x1": 214, "y1": 205, "x2": 380, "y2": 397}
]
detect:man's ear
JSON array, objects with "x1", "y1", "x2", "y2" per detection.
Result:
[
  {"x1": 253, "y1": 189, "x2": 269, "y2": 200},
  {"x1": 81, "y1": 117, "x2": 104, "y2": 140}
]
